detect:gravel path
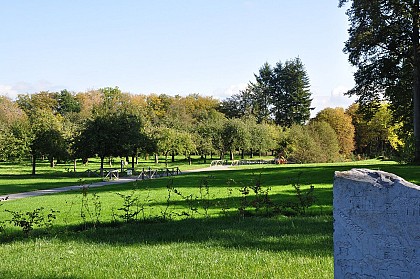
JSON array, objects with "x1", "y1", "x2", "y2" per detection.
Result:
[{"x1": 0, "y1": 165, "x2": 231, "y2": 201}]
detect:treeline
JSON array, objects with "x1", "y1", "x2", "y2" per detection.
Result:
[
  {"x1": 0, "y1": 59, "x2": 406, "y2": 173},
  {"x1": 0, "y1": 88, "x2": 403, "y2": 171}
]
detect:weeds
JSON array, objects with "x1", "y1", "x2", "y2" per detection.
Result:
[
  {"x1": 116, "y1": 191, "x2": 141, "y2": 223},
  {"x1": 5, "y1": 207, "x2": 59, "y2": 236},
  {"x1": 80, "y1": 185, "x2": 102, "y2": 229},
  {"x1": 0, "y1": 172, "x2": 317, "y2": 239}
]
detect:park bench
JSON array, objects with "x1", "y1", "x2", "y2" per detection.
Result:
[
  {"x1": 137, "y1": 167, "x2": 181, "y2": 180},
  {"x1": 103, "y1": 169, "x2": 119, "y2": 180},
  {"x1": 210, "y1": 160, "x2": 227, "y2": 166}
]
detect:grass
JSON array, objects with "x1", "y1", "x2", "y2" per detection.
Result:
[
  {"x1": 0, "y1": 155, "x2": 212, "y2": 195},
  {"x1": 0, "y1": 158, "x2": 419, "y2": 278}
]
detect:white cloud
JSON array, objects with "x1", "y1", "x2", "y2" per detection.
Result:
[
  {"x1": 311, "y1": 86, "x2": 357, "y2": 117},
  {"x1": 212, "y1": 83, "x2": 248, "y2": 100},
  {"x1": 0, "y1": 81, "x2": 66, "y2": 100},
  {"x1": 0, "y1": 84, "x2": 19, "y2": 100}
]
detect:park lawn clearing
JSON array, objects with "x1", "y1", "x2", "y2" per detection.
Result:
[
  {"x1": 0, "y1": 159, "x2": 419, "y2": 278},
  {"x1": 0, "y1": 155, "x2": 210, "y2": 195}
]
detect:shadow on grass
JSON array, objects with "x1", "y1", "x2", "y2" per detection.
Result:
[
  {"x1": 1, "y1": 214, "x2": 333, "y2": 257},
  {"x1": 64, "y1": 162, "x2": 419, "y2": 196},
  {"x1": 1, "y1": 161, "x2": 419, "y2": 196}
]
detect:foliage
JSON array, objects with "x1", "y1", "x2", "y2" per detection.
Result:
[
  {"x1": 5, "y1": 207, "x2": 58, "y2": 236},
  {"x1": 221, "y1": 118, "x2": 250, "y2": 160},
  {"x1": 280, "y1": 123, "x2": 341, "y2": 163},
  {"x1": 80, "y1": 186, "x2": 102, "y2": 228},
  {"x1": 116, "y1": 191, "x2": 141, "y2": 223},
  {"x1": 346, "y1": 103, "x2": 403, "y2": 157},
  {"x1": 271, "y1": 58, "x2": 313, "y2": 127},
  {"x1": 307, "y1": 121, "x2": 341, "y2": 162},
  {"x1": 339, "y1": 0, "x2": 420, "y2": 162},
  {"x1": 221, "y1": 58, "x2": 313, "y2": 126},
  {"x1": 313, "y1": 107, "x2": 355, "y2": 157}
]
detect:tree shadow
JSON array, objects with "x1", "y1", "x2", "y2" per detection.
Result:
[{"x1": 0, "y1": 214, "x2": 333, "y2": 257}]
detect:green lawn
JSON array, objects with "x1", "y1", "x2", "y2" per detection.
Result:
[
  {"x1": 0, "y1": 159, "x2": 418, "y2": 278},
  {"x1": 0, "y1": 155, "x2": 211, "y2": 195}
]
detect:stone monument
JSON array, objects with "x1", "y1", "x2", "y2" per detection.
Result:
[{"x1": 333, "y1": 168, "x2": 420, "y2": 279}]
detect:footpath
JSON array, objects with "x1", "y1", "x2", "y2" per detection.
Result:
[{"x1": 0, "y1": 165, "x2": 231, "y2": 202}]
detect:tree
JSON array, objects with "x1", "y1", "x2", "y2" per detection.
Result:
[
  {"x1": 0, "y1": 96, "x2": 31, "y2": 161},
  {"x1": 56, "y1": 89, "x2": 81, "y2": 116},
  {"x1": 282, "y1": 124, "x2": 322, "y2": 163},
  {"x1": 154, "y1": 127, "x2": 195, "y2": 166},
  {"x1": 249, "y1": 62, "x2": 274, "y2": 123},
  {"x1": 75, "y1": 112, "x2": 149, "y2": 175},
  {"x1": 223, "y1": 58, "x2": 313, "y2": 126},
  {"x1": 196, "y1": 111, "x2": 226, "y2": 162},
  {"x1": 271, "y1": 58, "x2": 313, "y2": 127},
  {"x1": 339, "y1": 0, "x2": 420, "y2": 162},
  {"x1": 308, "y1": 121, "x2": 341, "y2": 162},
  {"x1": 346, "y1": 103, "x2": 402, "y2": 157},
  {"x1": 279, "y1": 123, "x2": 340, "y2": 163},
  {"x1": 218, "y1": 88, "x2": 254, "y2": 119},
  {"x1": 313, "y1": 107, "x2": 355, "y2": 157},
  {"x1": 221, "y1": 118, "x2": 250, "y2": 160},
  {"x1": 16, "y1": 93, "x2": 68, "y2": 174}
]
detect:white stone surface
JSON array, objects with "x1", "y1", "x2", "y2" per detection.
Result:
[{"x1": 333, "y1": 168, "x2": 420, "y2": 279}]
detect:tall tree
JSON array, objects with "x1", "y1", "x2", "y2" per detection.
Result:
[
  {"x1": 249, "y1": 62, "x2": 274, "y2": 123},
  {"x1": 272, "y1": 58, "x2": 313, "y2": 127},
  {"x1": 339, "y1": 0, "x2": 420, "y2": 162},
  {"x1": 223, "y1": 58, "x2": 313, "y2": 126}
]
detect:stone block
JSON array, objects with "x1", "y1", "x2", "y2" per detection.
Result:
[{"x1": 333, "y1": 168, "x2": 420, "y2": 279}]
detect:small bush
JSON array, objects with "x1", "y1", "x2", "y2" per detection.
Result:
[{"x1": 5, "y1": 207, "x2": 59, "y2": 236}]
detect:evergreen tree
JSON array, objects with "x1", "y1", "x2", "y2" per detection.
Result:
[
  {"x1": 271, "y1": 58, "x2": 312, "y2": 127},
  {"x1": 226, "y1": 58, "x2": 313, "y2": 126}
]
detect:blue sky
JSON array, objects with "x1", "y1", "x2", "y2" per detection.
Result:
[{"x1": 0, "y1": 0, "x2": 355, "y2": 116}]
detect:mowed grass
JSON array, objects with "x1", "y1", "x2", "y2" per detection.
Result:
[
  {"x1": 0, "y1": 159, "x2": 419, "y2": 278},
  {"x1": 0, "y1": 155, "x2": 211, "y2": 195}
]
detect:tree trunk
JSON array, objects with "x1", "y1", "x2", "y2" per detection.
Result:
[
  {"x1": 250, "y1": 148, "x2": 253, "y2": 158},
  {"x1": 204, "y1": 154, "x2": 207, "y2": 164},
  {"x1": 171, "y1": 151, "x2": 175, "y2": 163},
  {"x1": 131, "y1": 155, "x2": 135, "y2": 170},
  {"x1": 108, "y1": 156, "x2": 112, "y2": 167},
  {"x1": 100, "y1": 156, "x2": 105, "y2": 176},
  {"x1": 413, "y1": 0, "x2": 420, "y2": 163},
  {"x1": 154, "y1": 153, "x2": 158, "y2": 164},
  {"x1": 49, "y1": 157, "x2": 54, "y2": 168},
  {"x1": 32, "y1": 154, "x2": 36, "y2": 175},
  {"x1": 230, "y1": 150, "x2": 234, "y2": 160},
  {"x1": 73, "y1": 159, "x2": 77, "y2": 172}
]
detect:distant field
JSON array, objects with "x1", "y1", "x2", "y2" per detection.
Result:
[{"x1": 0, "y1": 159, "x2": 418, "y2": 278}]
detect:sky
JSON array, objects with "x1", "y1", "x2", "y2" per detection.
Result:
[{"x1": 0, "y1": 0, "x2": 356, "y2": 116}]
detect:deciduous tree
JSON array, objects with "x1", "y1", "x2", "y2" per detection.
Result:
[
  {"x1": 313, "y1": 107, "x2": 355, "y2": 157},
  {"x1": 339, "y1": 0, "x2": 420, "y2": 162}
]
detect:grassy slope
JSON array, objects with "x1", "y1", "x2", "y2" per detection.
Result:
[{"x1": 0, "y1": 159, "x2": 418, "y2": 278}]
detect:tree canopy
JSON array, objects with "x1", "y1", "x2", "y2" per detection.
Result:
[
  {"x1": 339, "y1": 0, "x2": 420, "y2": 162},
  {"x1": 220, "y1": 58, "x2": 313, "y2": 126}
]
